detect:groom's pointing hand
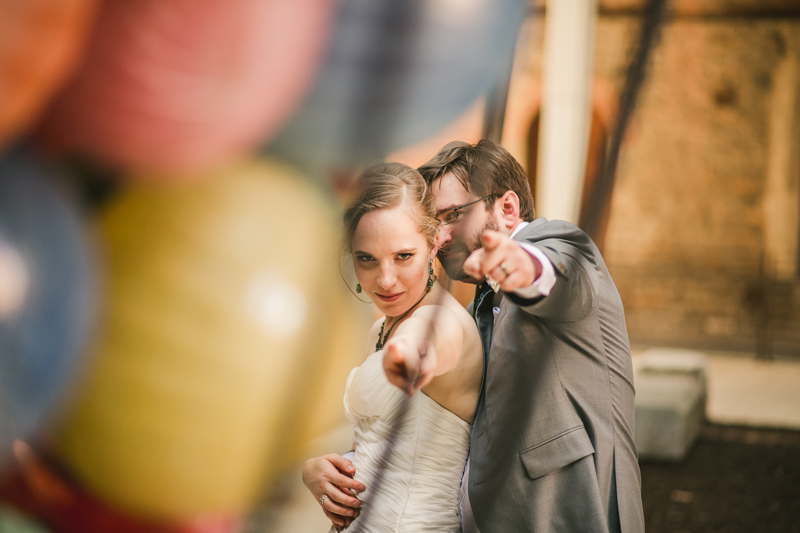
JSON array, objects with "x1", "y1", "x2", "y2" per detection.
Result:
[{"x1": 464, "y1": 230, "x2": 541, "y2": 292}]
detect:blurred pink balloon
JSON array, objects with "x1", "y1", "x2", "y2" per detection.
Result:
[{"x1": 36, "y1": 0, "x2": 332, "y2": 174}]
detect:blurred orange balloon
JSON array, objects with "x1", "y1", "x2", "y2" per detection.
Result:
[
  {"x1": 0, "y1": 0, "x2": 98, "y2": 148},
  {"x1": 36, "y1": 0, "x2": 332, "y2": 174}
]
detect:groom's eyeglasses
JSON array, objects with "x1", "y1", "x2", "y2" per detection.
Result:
[{"x1": 437, "y1": 195, "x2": 496, "y2": 226}]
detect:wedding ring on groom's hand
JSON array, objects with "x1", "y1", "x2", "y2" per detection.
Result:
[{"x1": 319, "y1": 495, "x2": 328, "y2": 506}]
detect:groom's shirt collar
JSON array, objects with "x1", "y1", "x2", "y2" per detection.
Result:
[{"x1": 509, "y1": 220, "x2": 529, "y2": 240}]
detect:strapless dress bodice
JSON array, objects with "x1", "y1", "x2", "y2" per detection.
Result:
[{"x1": 340, "y1": 350, "x2": 470, "y2": 533}]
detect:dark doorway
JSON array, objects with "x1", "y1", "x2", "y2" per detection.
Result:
[
  {"x1": 525, "y1": 112, "x2": 540, "y2": 209},
  {"x1": 578, "y1": 108, "x2": 610, "y2": 250}
]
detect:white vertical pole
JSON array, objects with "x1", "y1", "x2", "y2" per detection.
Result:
[
  {"x1": 536, "y1": 0, "x2": 598, "y2": 224},
  {"x1": 763, "y1": 53, "x2": 800, "y2": 280}
]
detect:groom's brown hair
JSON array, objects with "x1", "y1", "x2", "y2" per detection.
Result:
[{"x1": 417, "y1": 140, "x2": 535, "y2": 221}]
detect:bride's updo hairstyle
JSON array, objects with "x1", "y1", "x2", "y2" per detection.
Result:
[{"x1": 343, "y1": 162, "x2": 440, "y2": 252}]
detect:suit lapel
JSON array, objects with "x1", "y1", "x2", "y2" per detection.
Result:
[{"x1": 474, "y1": 284, "x2": 494, "y2": 366}]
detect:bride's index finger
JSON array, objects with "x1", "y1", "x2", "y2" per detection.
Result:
[{"x1": 384, "y1": 340, "x2": 407, "y2": 367}]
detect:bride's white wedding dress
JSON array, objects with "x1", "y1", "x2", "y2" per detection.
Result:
[{"x1": 334, "y1": 349, "x2": 470, "y2": 532}]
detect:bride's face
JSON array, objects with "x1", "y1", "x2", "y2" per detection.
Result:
[{"x1": 351, "y1": 206, "x2": 434, "y2": 318}]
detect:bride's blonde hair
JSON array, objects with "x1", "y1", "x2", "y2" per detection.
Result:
[{"x1": 344, "y1": 162, "x2": 440, "y2": 252}]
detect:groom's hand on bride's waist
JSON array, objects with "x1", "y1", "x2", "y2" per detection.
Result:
[
  {"x1": 464, "y1": 230, "x2": 542, "y2": 293},
  {"x1": 302, "y1": 454, "x2": 365, "y2": 528}
]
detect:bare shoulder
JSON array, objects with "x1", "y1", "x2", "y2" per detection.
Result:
[
  {"x1": 437, "y1": 292, "x2": 482, "y2": 361},
  {"x1": 417, "y1": 287, "x2": 483, "y2": 421},
  {"x1": 429, "y1": 287, "x2": 478, "y2": 337},
  {"x1": 413, "y1": 287, "x2": 479, "y2": 343}
]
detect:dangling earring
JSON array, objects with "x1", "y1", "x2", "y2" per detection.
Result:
[
  {"x1": 356, "y1": 283, "x2": 362, "y2": 293},
  {"x1": 427, "y1": 259, "x2": 435, "y2": 289}
]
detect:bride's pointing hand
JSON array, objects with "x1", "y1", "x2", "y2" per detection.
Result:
[{"x1": 383, "y1": 335, "x2": 437, "y2": 395}]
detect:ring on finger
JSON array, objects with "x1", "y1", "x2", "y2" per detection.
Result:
[
  {"x1": 491, "y1": 265, "x2": 507, "y2": 281},
  {"x1": 319, "y1": 494, "x2": 328, "y2": 506}
]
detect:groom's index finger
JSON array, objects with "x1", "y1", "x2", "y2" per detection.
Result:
[
  {"x1": 327, "y1": 454, "x2": 356, "y2": 475},
  {"x1": 479, "y1": 230, "x2": 503, "y2": 250},
  {"x1": 463, "y1": 247, "x2": 485, "y2": 278}
]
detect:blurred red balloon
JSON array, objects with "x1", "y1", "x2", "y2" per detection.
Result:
[
  {"x1": 0, "y1": 441, "x2": 238, "y2": 533},
  {"x1": 0, "y1": 0, "x2": 98, "y2": 149},
  {"x1": 36, "y1": 0, "x2": 332, "y2": 174}
]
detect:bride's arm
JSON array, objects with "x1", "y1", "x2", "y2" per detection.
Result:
[{"x1": 382, "y1": 305, "x2": 463, "y2": 395}]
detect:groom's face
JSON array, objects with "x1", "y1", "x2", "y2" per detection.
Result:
[{"x1": 431, "y1": 173, "x2": 499, "y2": 284}]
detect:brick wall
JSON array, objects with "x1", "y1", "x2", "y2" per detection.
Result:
[{"x1": 505, "y1": 4, "x2": 800, "y2": 356}]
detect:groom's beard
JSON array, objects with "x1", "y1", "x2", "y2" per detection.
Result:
[{"x1": 438, "y1": 215, "x2": 500, "y2": 282}]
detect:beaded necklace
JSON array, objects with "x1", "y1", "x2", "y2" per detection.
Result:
[{"x1": 375, "y1": 283, "x2": 433, "y2": 352}]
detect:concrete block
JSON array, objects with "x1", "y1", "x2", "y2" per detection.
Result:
[{"x1": 634, "y1": 349, "x2": 708, "y2": 461}]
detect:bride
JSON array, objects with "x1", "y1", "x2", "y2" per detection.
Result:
[{"x1": 302, "y1": 162, "x2": 483, "y2": 532}]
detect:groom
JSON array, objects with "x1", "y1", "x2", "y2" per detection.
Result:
[{"x1": 417, "y1": 140, "x2": 644, "y2": 532}]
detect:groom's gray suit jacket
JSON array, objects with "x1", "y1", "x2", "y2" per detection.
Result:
[{"x1": 468, "y1": 218, "x2": 644, "y2": 532}]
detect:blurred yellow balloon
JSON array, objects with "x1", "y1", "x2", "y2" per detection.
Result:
[{"x1": 53, "y1": 158, "x2": 368, "y2": 520}]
